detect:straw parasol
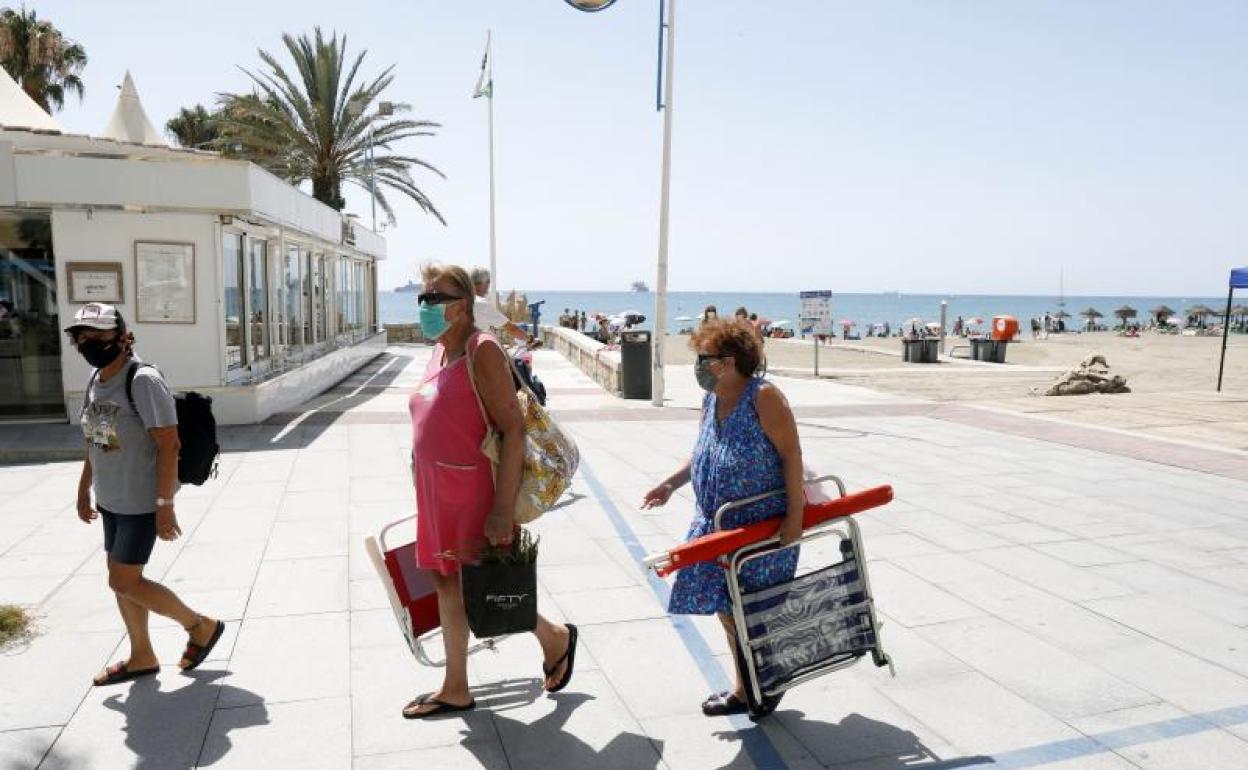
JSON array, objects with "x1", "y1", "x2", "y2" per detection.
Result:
[
  {"x1": 1185, "y1": 304, "x2": 1217, "y2": 318},
  {"x1": 1080, "y1": 307, "x2": 1103, "y2": 319},
  {"x1": 1150, "y1": 304, "x2": 1175, "y2": 320},
  {"x1": 1114, "y1": 305, "x2": 1138, "y2": 328},
  {"x1": 1054, "y1": 310, "x2": 1072, "y2": 319}
]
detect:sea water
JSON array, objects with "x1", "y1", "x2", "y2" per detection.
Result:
[{"x1": 379, "y1": 290, "x2": 1225, "y2": 333}]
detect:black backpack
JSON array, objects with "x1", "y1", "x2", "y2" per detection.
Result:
[{"x1": 123, "y1": 363, "x2": 220, "y2": 485}]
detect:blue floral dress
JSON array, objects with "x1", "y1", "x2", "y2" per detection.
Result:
[{"x1": 668, "y1": 377, "x2": 798, "y2": 615}]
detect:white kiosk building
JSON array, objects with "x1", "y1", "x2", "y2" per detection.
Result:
[{"x1": 0, "y1": 70, "x2": 386, "y2": 424}]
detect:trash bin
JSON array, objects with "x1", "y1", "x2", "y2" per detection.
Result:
[
  {"x1": 903, "y1": 338, "x2": 939, "y2": 363},
  {"x1": 970, "y1": 338, "x2": 1008, "y2": 363},
  {"x1": 920, "y1": 338, "x2": 940, "y2": 363},
  {"x1": 620, "y1": 330, "x2": 652, "y2": 399}
]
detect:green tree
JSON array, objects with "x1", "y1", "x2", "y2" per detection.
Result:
[
  {"x1": 0, "y1": 6, "x2": 86, "y2": 112},
  {"x1": 165, "y1": 104, "x2": 219, "y2": 149},
  {"x1": 217, "y1": 28, "x2": 444, "y2": 225}
]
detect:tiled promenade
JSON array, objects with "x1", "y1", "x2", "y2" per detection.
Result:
[{"x1": 1, "y1": 345, "x2": 1247, "y2": 769}]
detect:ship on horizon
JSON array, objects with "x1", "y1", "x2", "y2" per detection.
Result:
[
  {"x1": 631, "y1": 280, "x2": 650, "y2": 293},
  {"x1": 394, "y1": 279, "x2": 422, "y2": 293}
]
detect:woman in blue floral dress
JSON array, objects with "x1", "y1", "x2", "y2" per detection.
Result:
[{"x1": 642, "y1": 320, "x2": 807, "y2": 718}]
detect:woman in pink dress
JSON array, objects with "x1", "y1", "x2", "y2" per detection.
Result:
[{"x1": 403, "y1": 264, "x2": 577, "y2": 719}]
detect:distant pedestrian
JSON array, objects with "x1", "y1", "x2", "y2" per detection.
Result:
[
  {"x1": 468, "y1": 268, "x2": 534, "y2": 346},
  {"x1": 701, "y1": 305, "x2": 719, "y2": 326},
  {"x1": 953, "y1": 316, "x2": 964, "y2": 337},
  {"x1": 580, "y1": 311, "x2": 588, "y2": 332},
  {"x1": 405, "y1": 264, "x2": 577, "y2": 718},
  {"x1": 68, "y1": 303, "x2": 223, "y2": 687},
  {"x1": 642, "y1": 320, "x2": 805, "y2": 719}
]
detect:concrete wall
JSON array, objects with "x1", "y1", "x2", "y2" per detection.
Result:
[
  {"x1": 542, "y1": 325, "x2": 622, "y2": 396},
  {"x1": 54, "y1": 209, "x2": 224, "y2": 410},
  {"x1": 216, "y1": 331, "x2": 387, "y2": 424}
]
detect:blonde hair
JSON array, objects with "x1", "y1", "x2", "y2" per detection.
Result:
[{"x1": 420, "y1": 263, "x2": 475, "y2": 320}]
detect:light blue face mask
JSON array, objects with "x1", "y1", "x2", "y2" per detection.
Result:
[{"x1": 419, "y1": 302, "x2": 451, "y2": 340}]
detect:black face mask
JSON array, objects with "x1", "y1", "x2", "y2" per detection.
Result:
[
  {"x1": 77, "y1": 339, "x2": 122, "y2": 368},
  {"x1": 695, "y1": 359, "x2": 719, "y2": 392}
]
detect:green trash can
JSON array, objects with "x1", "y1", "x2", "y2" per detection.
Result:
[{"x1": 620, "y1": 330, "x2": 652, "y2": 399}]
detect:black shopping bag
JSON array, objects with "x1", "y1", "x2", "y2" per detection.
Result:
[{"x1": 461, "y1": 560, "x2": 538, "y2": 637}]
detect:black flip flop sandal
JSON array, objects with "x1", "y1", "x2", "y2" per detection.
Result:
[
  {"x1": 180, "y1": 619, "x2": 225, "y2": 672},
  {"x1": 93, "y1": 661, "x2": 160, "y2": 687},
  {"x1": 702, "y1": 690, "x2": 749, "y2": 716},
  {"x1": 543, "y1": 623, "x2": 578, "y2": 693},
  {"x1": 402, "y1": 694, "x2": 477, "y2": 719}
]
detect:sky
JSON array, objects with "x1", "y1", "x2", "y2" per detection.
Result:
[{"x1": 26, "y1": 0, "x2": 1248, "y2": 296}]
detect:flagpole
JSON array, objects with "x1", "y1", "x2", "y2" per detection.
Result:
[
  {"x1": 486, "y1": 31, "x2": 498, "y2": 307},
  {"x1": 652, "y1": 0, "x2": 675, "y2": 407}
]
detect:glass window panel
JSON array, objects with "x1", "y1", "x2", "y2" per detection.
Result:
[
  {"x1": 284, "y1": 245, "x2": 302, "y2": 351},
  {"x1": 248, "y1": 239, "x2": 269, "y2": 363},
  {"x1": 0, "y1": 209, "x2": 63, "y2": 420},
  {"x1": 223, "y1": 232, "x2": 245, "y2": 369}
]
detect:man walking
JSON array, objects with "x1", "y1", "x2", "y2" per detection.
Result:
[
  {"x1": 68, "y1": 303, "x2": 223, "y2": 686},
  {"x1": 468, "y1": 267, "x2": 533, "y2": 345}
]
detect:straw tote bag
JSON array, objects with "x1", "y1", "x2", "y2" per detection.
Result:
[{"x1": 464, "y1": 334, "x2": 580, "y2": 524}]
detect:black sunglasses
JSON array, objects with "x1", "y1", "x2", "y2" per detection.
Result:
[
  {"x1": 696, "y1": 353, "x2": 727, "y2": 365},
  {"x1": 417, "y1": 291, "x2": 463, "y2": 307}
]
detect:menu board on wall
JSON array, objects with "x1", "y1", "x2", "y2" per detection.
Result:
[
  {"x1": 66, "y1": 262, "x2": 124, "y2": 303},
  {"x1": 135, "y1": 241, "x2": 195, "y2": 323}
]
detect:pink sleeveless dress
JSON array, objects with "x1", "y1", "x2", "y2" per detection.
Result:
[{"x1": 409, "y1": 333, "x2": 498, "y2": 575}]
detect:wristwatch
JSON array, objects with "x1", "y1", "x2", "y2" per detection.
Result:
[{"x1": 155, "y1": 497, "x2": 175, "y2": 508}]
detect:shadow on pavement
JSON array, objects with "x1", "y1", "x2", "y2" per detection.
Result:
[
  {"x1": 717, "y1": 710, "x2": 992, "y2": 769},
  {"x1": 461, "y1": 691, "x2": 665, "y2": 770},
  {"x1": 99, "y1": 670, "x2": 268, "y2": 769},
  {"x1": 220, "y1": 352, "x2": 415, "y2": 453}
]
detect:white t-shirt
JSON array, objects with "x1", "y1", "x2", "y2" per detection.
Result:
[{"x1": 474, "y1": 296, "x2": 510, "y2": 332}]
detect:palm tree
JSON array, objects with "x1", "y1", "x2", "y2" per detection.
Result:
[
  {"x1": 166, "y1": 104, "x2": 220, "y2": 149},
  {"x1": 216, "y1": 28, "x2": 444, "y2": 225},
  {"x1": 0, "y1": 7, "x2": 86, "y2": 112}
]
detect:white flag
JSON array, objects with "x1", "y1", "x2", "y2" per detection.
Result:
[{"x1": 473, "y1": 33, "x2": 492, "y2": 99}]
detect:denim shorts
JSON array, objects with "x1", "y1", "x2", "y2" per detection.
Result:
[{"x1": 100, "y1": 507, "x2": 157, "y2": 565}]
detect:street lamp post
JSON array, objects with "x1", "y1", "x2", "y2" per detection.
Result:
[
  {"x1": 564, "y1": 0, "x2": 676, "y2": 407},
  {"x1": 349, "y1": 98, "x2": 394, "y2": 232}
]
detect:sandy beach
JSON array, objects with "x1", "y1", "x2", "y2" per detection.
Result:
[{"x1": 664, "y1": 330, "x2": 1248, "y2": 450}]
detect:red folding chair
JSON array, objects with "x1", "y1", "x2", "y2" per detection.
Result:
[{"x1": 364, "y1": 515, "x2": 502, "y2": 667}]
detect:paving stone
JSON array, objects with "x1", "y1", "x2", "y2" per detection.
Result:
[
  {"x1": 0, "y1": 630, "x2": 120, "y2": 731},
  {"x1": 245, "y1": 556, "x2": 348, "y2": 618},
  {"x1": 220, "y1": 613, "x2": 349, "y2": 708},
  {"x1": 43, "y1": 668, "x2": 220, "y2": 770},
  {"x1": 0, "y1": 726, "x2": 58, "y2": 770},
  {"x1": 200, "y1": 696, "x2": 351, "y2": 769}
]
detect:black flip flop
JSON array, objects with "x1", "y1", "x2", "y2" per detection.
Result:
[
  {"x1": 402, "y1": 694, "x2": 477, "y2": 720},
  {"x1": 543, "y1": 623, "x2": 578, "y2": 693},
  {"x1": 93, "y1": 661, "x2": 160, "y2": 687},
  {"x1": 180, "y1": 620, "x2": 225, "y2": 672},
  {"x1": 702, "y1": 690, "x2": 748, "y2": 716}
]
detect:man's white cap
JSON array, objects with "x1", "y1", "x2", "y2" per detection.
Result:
[{"x1": 65, "y1": 302, "x2": 122, "y2": 332}]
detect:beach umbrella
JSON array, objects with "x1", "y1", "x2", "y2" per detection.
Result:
[
  {"x1": 1231, "y1": 305, "x2": 1248, "y2": 317},
  {"x1": 965, "y1": 317, "x2": 984, "y2": 325},
  {"x1": 1185, "y1": 304, "x2": 1216, "y2": 317},
  {"x1": 1080, "y1": 307, "x2": 1102, "y2": 318},
  {"x1": 1114, "y1": 305, "x2": 1138, "y2": 328},
  {"x1": 1150, "y1": 304, "x2": 1175, "y2": 321},
  {"x1": 1054, "y1": 310, "x2": 1072, "y2": 319}
]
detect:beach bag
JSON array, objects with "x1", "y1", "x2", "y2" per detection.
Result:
[
  {"x1": 465, "y1": 334, "x2": 579, "y2": 524},
  {"x1": 125, "y1": 363, "x2": 220, "y2": 485},
  {"x1": 461, "y1": 559, "x2": 538, "y2": 637}
]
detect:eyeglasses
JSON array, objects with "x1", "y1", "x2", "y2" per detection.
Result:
[
  {"x1": 696, "y1": 353, "x2": 726, "y2": 365},
  {"x1": 417, "y1": 292, "x2": 463, "y2": 307}
]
